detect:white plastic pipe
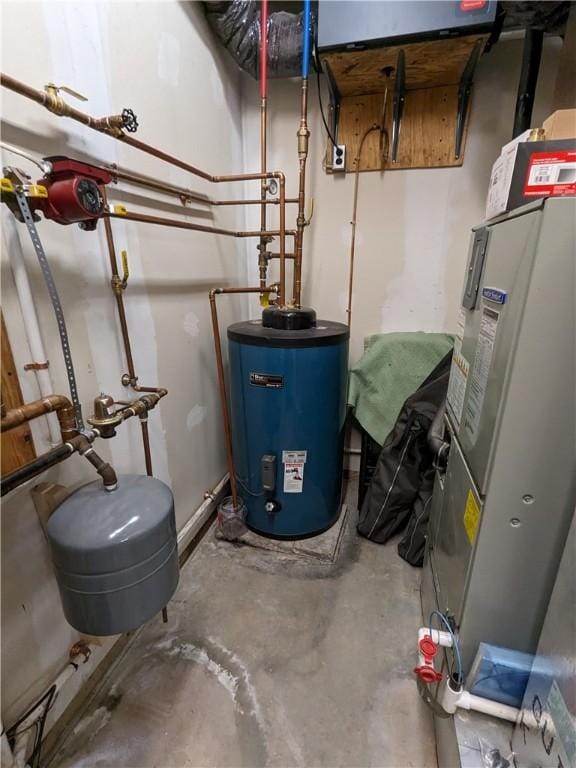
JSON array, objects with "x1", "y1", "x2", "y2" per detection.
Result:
[
  {"x1": 417, "y1": 629, "x2": 522, "y2": 724},
  {"x1": 441, "y1": 679, "x2": 520, "y2": 723},
  {"x1": 0, "y1": 142, "x2": 51, "y2": 174},
  {"x1": 418, "y1": 627, "x2": 453, "y2": 646},
  {"x1": 417, "y1": 626, "x2": 453, "y2": 668},
  {"x1": 461, "y1": 692, "x2": 520, "y2": 722},
  {"x1": 10, "y1": 660, "x2": 82, "y2": 768},
  {"x1": 3, "y1": 211, "x2": 61, "y2": 445}
]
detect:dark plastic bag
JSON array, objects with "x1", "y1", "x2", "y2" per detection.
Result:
[
  {"x1": 397, "y1": 465, "x2": 436, "y2": 566},
  {"x1": 357, "y1": 352, "x2": 452, "y2": 554}
]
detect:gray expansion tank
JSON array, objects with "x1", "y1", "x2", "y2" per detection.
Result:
[{"x1": 47, "y1": 474, "x2": 179, "y2": 636}]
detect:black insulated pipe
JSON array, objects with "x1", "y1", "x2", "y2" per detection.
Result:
[
  {"x1": 1, "y1": 443, "x2": 72, "y2": 496},
  {"x1": 512, "y1": 28, "x2": 544, "y2": 138}
]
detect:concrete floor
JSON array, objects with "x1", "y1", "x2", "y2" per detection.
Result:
[{"x1": 51, "y1": 483, "x2": 437, "y2": 768}]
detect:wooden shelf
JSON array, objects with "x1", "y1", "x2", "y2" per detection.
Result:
[
  {"x1": 322, "y1": 34, "x2": 488, "y2": 95},
  {"x1": 321, "y1": 34, "x2": 488, "y2": 172}
]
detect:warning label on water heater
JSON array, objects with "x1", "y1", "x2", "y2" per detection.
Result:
[{"x1": 283, "y1": 451, "x2": 306, "y2": 493}]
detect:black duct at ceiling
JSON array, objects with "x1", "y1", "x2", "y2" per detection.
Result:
[{"x1": 203, "y1": 1, "x2": 572, "y2": 80}]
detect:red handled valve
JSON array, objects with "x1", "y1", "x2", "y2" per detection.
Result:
[{"x1": 414, "y1": 635, "x2": 443, "y2": 684}]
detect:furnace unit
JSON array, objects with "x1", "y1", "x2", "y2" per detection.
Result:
[{"x1": 422, "y1": 196, "x2": 576, "y2": 674}]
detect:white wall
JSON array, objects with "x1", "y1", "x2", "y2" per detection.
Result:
[
  {"x1": 242, "y1": 35, "x2": 562, "y2": 364},
  {"x1": 1, "y1": 0, "x2": 257, "y2": 731}
]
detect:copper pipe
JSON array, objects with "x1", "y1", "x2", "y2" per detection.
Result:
[
  {"x1": 110, "y1": 167, "x2": 210, "y2": 206},
  {"x1": 102, "y1": 190, "x2": 169, "y2": 395},
  {"x1": 214, "y1": 197, "x2": 298, "y2": 207},
  {"x1": 1, "y1": 73, "x2": 288, "y2": 304},
  {"x1": 101, "y1": 189, "x2": 137, "y2": 383},
  {"x1": 1, "y1": 394, "x2": 77, "y2": 440},
  {"x1": 87, "y1": 391, "x2": 166, "y2": 433},
  {"x1": 259, "y1": 96, "x2": 269, "y2": 289},
  {"x1": 140, "y1": 419, "x2": 153, "y2": 476},
  {"x1": 259, "y1": 0, "x2": 269, "y2": 285},
  {"x1": 1, "y1": 390, "x2": 164, "y2": 495},
  {"x1": 259, "y1": 0, "x2": 269, "y2": 286},
  {"x1": 101, "y1": 188, "x2": 165, "y2": 476},
  {"x1": 110, "y1": 166, "x2": 298, "y2": 208},
  {"x1": 1, "y1": 73, "x2": 99, "y2": 126},
  {"x1": 0, "y1": 75, "x2": 285, "y2": 186},
  {"x1": 294, "y1": 77, "x2": 310, "y2": 307},
  {"x1": 118, "y1": 133, "x2": 289, "y2": 294},
  {"x1": 117, "y1": 134, "x2": 289, "y2": 294},
  {"x1": 278, "y1": 176, "x2": 286, "y2": 306},
  {"x1": 209, "y1": 285, "x2": 278, "y2": 510},
  {"x1": 114, "y1": 391, "x2": 167, "y2": 422},
  {"x1": 107, "y1": 209, "x2": 295, "y2": 242},
  {"x1": 119, "y1": 135, "x2": 212, "y2": 182}
]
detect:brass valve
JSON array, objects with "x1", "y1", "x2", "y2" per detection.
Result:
[
  {"x1": 111, "y1": 250, "x2": 130, "y2": 294},
  {"x1": 297, "y1": 124, "x2": 310, "y2": 159},
  {"x1": 87, "y1": 390, "x2": 166, "y2": 438},
  {"x1": 44, "y1": 83, "x2": 87, "y2": 117},
  {"x1": 88, "y1": 393, "x2": 121, "y2": 438}
]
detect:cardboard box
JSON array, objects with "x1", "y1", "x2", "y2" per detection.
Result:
[
  {"x1": 543, "y1": 109, "x2": 576, "y2": 140},
  {"x1": 486, "y1": 138, "x2": 576, "y2": 220},
  {"x1": 485, "y1": 130, "x2": 540, "y2": 220}
]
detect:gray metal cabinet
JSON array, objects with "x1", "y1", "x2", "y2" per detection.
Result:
[{"x1": 424, "y1": 197, "x2": 576, "y2": 674}]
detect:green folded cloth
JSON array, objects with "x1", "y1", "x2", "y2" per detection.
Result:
[{"x1": 348, "y1": 332, "x2": 454, "y2": 445}]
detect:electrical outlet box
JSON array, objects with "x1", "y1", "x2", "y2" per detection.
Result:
[{"x1": 332, "y1": 144, "x2": 346, "y2": 171}]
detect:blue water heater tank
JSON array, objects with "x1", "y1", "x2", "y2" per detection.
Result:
[{"x1": 228, "y1": 307, "x2": 349, "y2": 538}]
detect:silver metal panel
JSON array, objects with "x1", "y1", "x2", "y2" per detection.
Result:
[
  {"x1": 453, "y1": 207, "x2": 543, "y2": 493},
  {"x1": 317, "y1": 1, "x2": 496, "y2": 51},
  {"x1": 431, "y1": 440, "x2": 481, "y2": 624},
  {"x1": 433, "y1": 197, "x2": 576, "y2": 676},
  {"x1": 512, "y1": 511, "x2": 576, "y2": 767},
  {"x1": 457, "y1": 198, "x2": 576, "y2": 671},
  {"x1": 422, "y1": 464, "x2": 447, "y2": 623}
]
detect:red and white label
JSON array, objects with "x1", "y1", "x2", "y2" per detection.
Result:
[
  {"x1": 523, "y1": 151, "x2": 576, "y2": 197},
  {"x1": 284, "y1": 462, "x2": 304, "y2": 493}
]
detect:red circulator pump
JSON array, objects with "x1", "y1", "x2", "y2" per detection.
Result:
[{"x1": 35, "y1": 157, "x2": 112, "y2": 230}]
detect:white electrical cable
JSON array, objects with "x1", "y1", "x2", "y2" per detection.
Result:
[
  {"x1": 0, "y1": 143, "x2": 51, "y2": 174},
  {"x1": 2, "y1": 210, "x2": 62, "y2": 445}
]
